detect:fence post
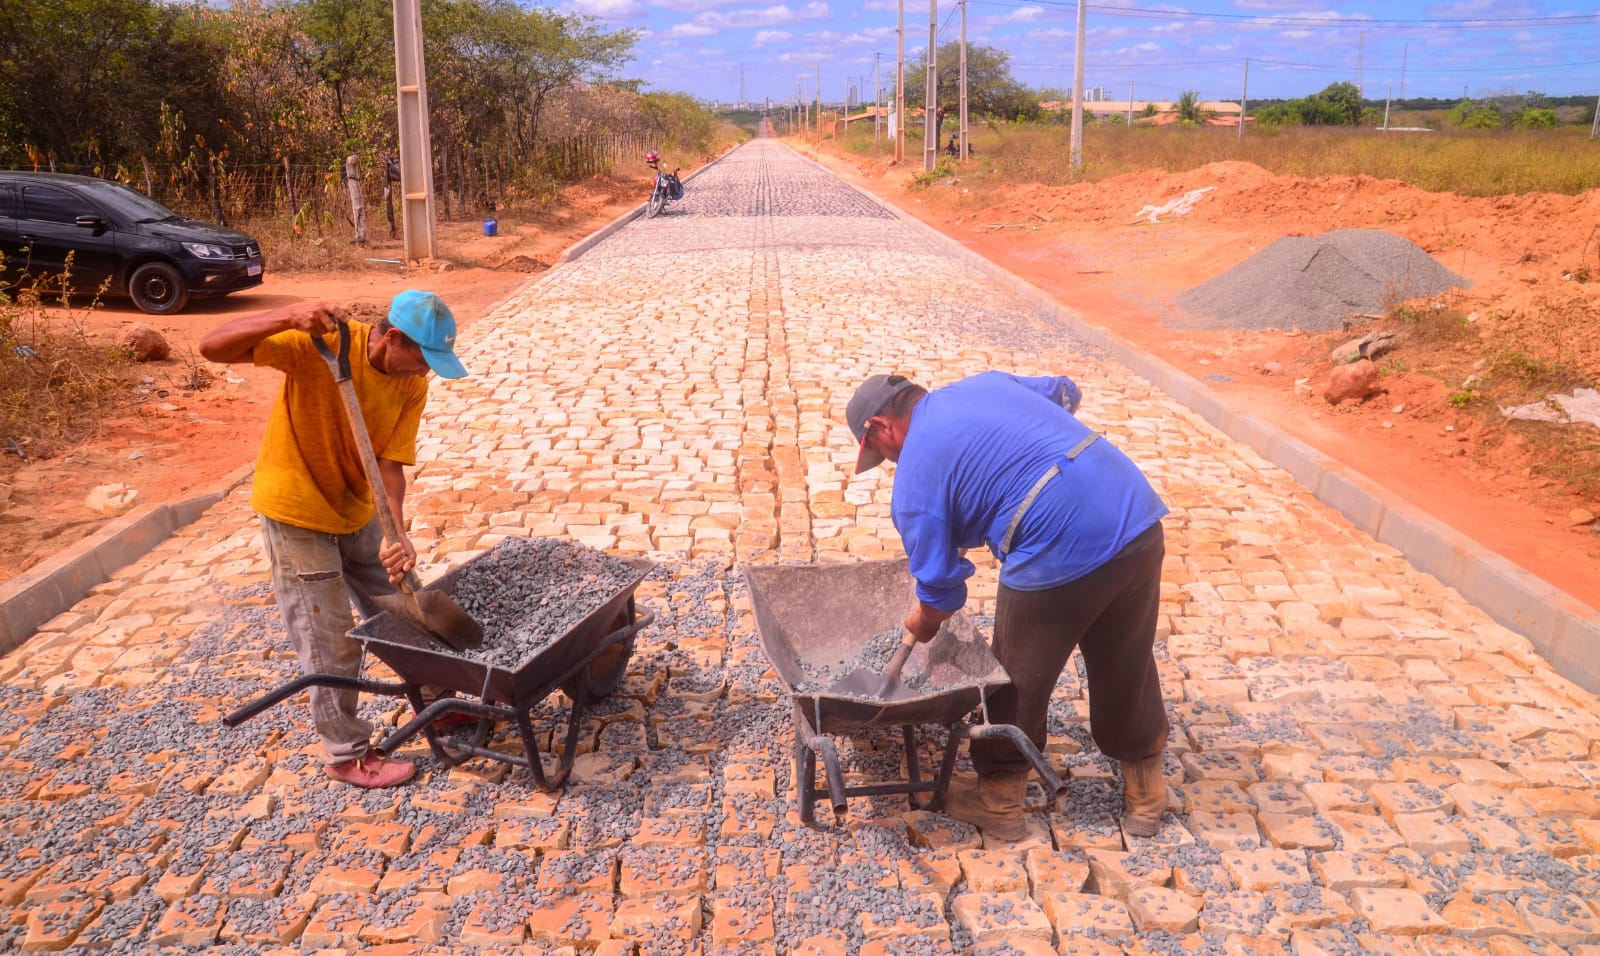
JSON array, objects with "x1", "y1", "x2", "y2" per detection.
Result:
[
  {"x1": 283, "y1": 156, "x2": 297, "y2": 219},
  {"x1": 208, "y1": 155, "x2": 226, "y2": 226},
  {"x1": 439, "y1": 145, "x2": 452, "y2": 220},
  {"x1": 346, "y1": 155, "x2": 367, "y2": 244}
]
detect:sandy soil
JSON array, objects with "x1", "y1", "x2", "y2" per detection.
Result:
[
  {"x1": 0, "y1": 174, "x2": 644, "y2": 585},
  {"x1": 801, "y1": 143, "x2": 1600, "y2": 610}
]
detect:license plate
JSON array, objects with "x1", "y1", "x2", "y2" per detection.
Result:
[{"x1": 247, "y1": 263, "x2": 262, "y2": 276}]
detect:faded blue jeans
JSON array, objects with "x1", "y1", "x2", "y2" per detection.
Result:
[{"x1": 259, "y1": 514, "x2": 392, "y2": 764}]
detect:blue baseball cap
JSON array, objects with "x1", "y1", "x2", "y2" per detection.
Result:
[{"x1": 387, "y1": 289, "x2": 467, "y2": 379}]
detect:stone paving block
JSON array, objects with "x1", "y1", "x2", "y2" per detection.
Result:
[
  {"x1": 218, "y1": 891, "x2": 318, "y2": 945},
  {"x1": 1040, "y1": 892, "x2": 1134, "y2": 941},
  {"x1": 1023, "y1": 848, "x2": 1088, "y2": 901},
  {"x1": 1186, "y1": 812, "x2": 1263, "y2": 849},
  {"x1": 1293, "y1": 928, "x2": 1422, "y2": 956},
  {"x1": 1324, "y1": 811, "x2": 1406, "y2": 853},
  {"x1": 950, "y1": 893, "x2": 1053, "y2": 945},
  {"x1": 1197, "y1": 891, "x2": 1280, "y2": 938},
  {"x1": 1348, "y1": 886, "x2": 1448, "y2": 935},
  {"x1": 957, "y1": 850, "x2": 1029, "y2": 894},
  {"x1": 530, "y1": 893, "x2": 616, "y2": 947},
  {"x1": 1513, "y1": 893, "x2": 1600, "y2": 944},
  {"x1": 1219, "y1": 848, "x2": 1310, "y2": 891},
  {"x1": 21, "y1": 893, "x2": 104, "y2": 952},
  {"x1": 1126, "y1": 885, "x2": 1200, "y2": 933}
]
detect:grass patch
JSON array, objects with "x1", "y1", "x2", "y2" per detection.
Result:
[
  {"x1": 0, "y1": 271, "x2": 135, "y2": 456},
  {"x1": 844, "y1": 123, "x2": 1600, "y2": 197},
  {"x1": 1517, "y1": 421, "x2": 1600, "y2": 500}
]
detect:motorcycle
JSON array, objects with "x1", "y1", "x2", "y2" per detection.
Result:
[{"x1": 644, "y1": 153, "x2": 682, "y2": 219}]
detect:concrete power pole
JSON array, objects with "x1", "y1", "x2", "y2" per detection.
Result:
[
  {"x1": 958, "y1": 0, "x2": 969, "y2": 160},
  {"x1": 1069, "y1": 0, "x2": 1086, "y2": 172},
  {"x1": 1127, "y1": 80, "x2": 1134, "y2": 125},
  {"x1": 816, "y1": 63, "x2": 823, "y2": 141},
  {"x1": 392, "y1": 0, "x2": 437, "y2": 261},
  {"x1": 1239, "y1": 58, "x2": 1249, "y2": 141},
  {"x1": 896, "y1": 0, "x2": 906, "y2": 162},
  {"x1": 875, "y1": 52, "x2": 883, "y2": 144},
  {"x1": 923, "y1": 0, "x2": 937, "y2": 171},
  {"x1": 1591, "y1": 93, "x2": 1599, "y2": 139}
]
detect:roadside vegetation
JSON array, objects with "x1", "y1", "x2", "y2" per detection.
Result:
[{"x1": 0, "y1": 271, "x2": 134, "y2": 455}]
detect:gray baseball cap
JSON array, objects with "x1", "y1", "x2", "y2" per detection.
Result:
[{"x1": 846, "y1": 374, "x2": 917, "y2": 473}]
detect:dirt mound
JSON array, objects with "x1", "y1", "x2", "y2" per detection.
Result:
[
  {"x1": 1175, "y1": 229, "x2": 1471, "y2": 331},
  {"x1": 498, "y1": 254, "x2": 549, "y2": 273}
]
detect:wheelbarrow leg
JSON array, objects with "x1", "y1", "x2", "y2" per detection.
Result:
[
  {"x1": 910, "y1": 721, "x2": 964, "y2": 812},
  {"x1": 901, "y1": 725, "x2": 922, "y2": 810},
  {"x1": 968, "y1": 722, "x2": 1067, "y2": 801},
  {"x1": 795, "y1": 737, "x2": 817, "y2": 826}
]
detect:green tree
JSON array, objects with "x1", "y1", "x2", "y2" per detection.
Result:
[
  {"x1": 902, "y1": 42, "x2": 1035, "y2": 147},
  {"x1": 1512, "y1": 107, "x2": 1559, "y2": 129},
  {"x1": 1175, "y1": 90, "x2": 1210, "y2": 125}
]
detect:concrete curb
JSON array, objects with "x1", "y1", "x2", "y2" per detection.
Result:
[
  {"x1": 0, "y1": 463, "x2": 255, "y2": 655},
  {"x1": 800, "y1": 143, "x2": 1600, "y2": 694},
  {"x1": 557, "y1": 142, "x2": 747, "y2": 265}
]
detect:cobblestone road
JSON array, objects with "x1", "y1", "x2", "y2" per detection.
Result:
[{"x1": 4, "y1": 139, "x2": 1600, "y2": 955}]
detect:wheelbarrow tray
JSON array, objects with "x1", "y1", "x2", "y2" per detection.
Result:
[
  {"x1": 351, "y1": 554, "x2": 655, "y2": 706},
  {"x1": 744, "y1": 559, "x2": 1008, "y2": 731}
]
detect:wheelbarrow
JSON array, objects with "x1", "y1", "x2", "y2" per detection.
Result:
[
  {"x1": 224, "y1": 548, "x2": 655, "y2": 792},
  {"x1": 744, "y1": 559, "x2": 1065, "y2": 825}
]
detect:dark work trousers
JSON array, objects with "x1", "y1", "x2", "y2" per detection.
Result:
[{"x1": 970, "y1": 521, "x2": 1169, "y2": 777}]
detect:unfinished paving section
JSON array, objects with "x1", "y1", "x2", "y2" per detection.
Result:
[{"x1": 3, "y1": 138, "x2": 1600, "y2": 953}]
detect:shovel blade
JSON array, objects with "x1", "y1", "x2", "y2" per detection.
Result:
[{"x1": 372, "y1": 589, "x2": 485, "y2": 652}]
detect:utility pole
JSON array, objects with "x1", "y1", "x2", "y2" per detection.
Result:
[
  {"x1": 1591, "y1": 93, "x2": 1599, "y2": 139},
  {"x1": 1399, "y1": 42, "x2": 1409, "y2": 103},
  {"x1": 958, "y1": 0, "x2": 969, "y2": 160},
  {"x1": 896, "y1": 0, "x2": 906, "y2": 162},
  {"x1": 1355, "y1": 31, "x2": 1365, "y2": 100},
  {"x1": 393, "y1": 0, "x2": 436, "y2": 261},
  {"x1": 740, "y1": 63, "x2": 746, "y2": 108},
  {"x1": 1069, "y1": 0, "x2": 1086, "y2": 171},
  {"x1": 816, "y1": 63, "x2": 823, "y2": 141},
  {"x1": 1127, "y1": 80, "x2": 1134, "y2": 125},
  {"x1": 875, "y1": 51, "x2": 883, "y2": 144},
  {"x1": 1383, "y1": 85, "x2": 1393, "y2": 131},
  {"x1": 923, "y1": 0, "x2": 937, "y2": 171},
  {"x1": 1238, "y1": 58, "x2": 1248, "y2": 141}
]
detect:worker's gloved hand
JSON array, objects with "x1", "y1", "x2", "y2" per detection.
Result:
[{"x1": 380, "y1": 536, "x2": 417, "y2": 585}]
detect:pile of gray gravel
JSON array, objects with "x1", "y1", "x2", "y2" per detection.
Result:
[
  {"x1": 445, "y1": 537, "x2": 643, "y2": 670},
  {"x1": 1175, "y1": 228, "x2": 1469, "y2": 332}
]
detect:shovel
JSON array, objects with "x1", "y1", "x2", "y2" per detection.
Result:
[
  {"x1": 829, "y1": 630, "x2": 919, "y2": 700},
  {"x1": 312, "y1": 319, "x2": 484, "y2": 651}
]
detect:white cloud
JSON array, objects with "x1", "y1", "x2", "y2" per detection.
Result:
[
  {"x1": 690, "y1": 4, "x2": 831, "y2": 29},
  {"x1": 1005, "y1": 5, "x2": 1046, "y2": 22},
  {"x1": 570, "y1": 0, "x2": 647, "y2": 19},
  {"x1": 1281, "y1": 29, "x2": 1311, "y2": 38},
  {"x1": 754, "y1": 29, "x2": 792, "y2": 45},
  {"x1": 664, "y1": 22, "x2": 719, "y2": 36},
  {"x1": 1025, "y1": 27, "x2": 1076, "y2": 41}
]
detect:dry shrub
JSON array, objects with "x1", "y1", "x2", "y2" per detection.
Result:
[{"x1": 0, "y1": 272, "x2": 135, "y2": 456}]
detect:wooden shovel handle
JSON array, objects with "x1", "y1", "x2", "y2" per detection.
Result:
[{"x1": 313, "y1": 322, "x2": 423, "y2": 594}]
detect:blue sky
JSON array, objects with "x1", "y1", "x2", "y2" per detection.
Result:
[{"x1": 560, "y1": 0, "x2": 1600, "y2": 106}]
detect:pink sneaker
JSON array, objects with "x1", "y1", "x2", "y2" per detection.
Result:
[{"x1": 325, "y1": 752, "x2": 416, "y2": 789}]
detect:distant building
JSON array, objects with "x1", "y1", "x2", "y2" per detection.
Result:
[{"x1": 1040, "y1": 99, "x2": 1245, "y2": 126}]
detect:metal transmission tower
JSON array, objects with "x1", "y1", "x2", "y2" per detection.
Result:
[
  {"x1": 393, "y1": 0, "x2": 437, "y2": 260},
  {"x1": 923, "y1": 0, "x2": 937, "y2": 171}
]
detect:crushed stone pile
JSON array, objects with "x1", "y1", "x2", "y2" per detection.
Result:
[
  {"x1": 1176, "y1": 228, "x2": 1470, "y2": 332},
  {"x1": 441, "y1": 536, "x2": 643, "y2": 670}
]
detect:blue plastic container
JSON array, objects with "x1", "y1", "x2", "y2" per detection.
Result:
[{"x1": 483, "y1": 218, "x2": 498, "y2": 237}]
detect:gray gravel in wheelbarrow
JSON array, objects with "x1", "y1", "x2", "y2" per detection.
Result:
[
  {"x1": 444, "y1": 536, "x2": 642, "y2": 669},
  {"x1": 1175, "y1": 228, "x2": 1469, "y2": 332},
  {"x1": 792, "y1": 625, "x2": 973, "y2": 697}
]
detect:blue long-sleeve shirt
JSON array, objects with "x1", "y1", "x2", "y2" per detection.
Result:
[{"x1": 889, "y1": 371, "x2": 1168, "y2": 611}]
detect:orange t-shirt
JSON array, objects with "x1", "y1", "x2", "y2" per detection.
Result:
[{"x1": 250, "y1": 322, "x2": 428, "y2": 534}]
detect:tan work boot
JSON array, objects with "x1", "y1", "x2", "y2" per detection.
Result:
[
  {"x1": 941, "y1": 771, "x2": 1029, "y2": 842},
  {"x1": 1120, "y1": 755, "x2": 1169, "y2": 837}
]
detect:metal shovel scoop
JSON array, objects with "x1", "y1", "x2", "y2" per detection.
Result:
[
  {"x1": 829, "y1": 630, "x2": 919, "y2": 700},
  {"x1": 312, "y1": 319, "x2": 484, "y2": 651}
]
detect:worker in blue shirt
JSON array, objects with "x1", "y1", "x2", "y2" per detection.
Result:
[{"x1": 846, "y1": 371, "x2": 1171, "y2": 841}]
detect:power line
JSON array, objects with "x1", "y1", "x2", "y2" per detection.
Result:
[{"x1": 969, "y1": 0, "x2": 1599, "y2": 30}]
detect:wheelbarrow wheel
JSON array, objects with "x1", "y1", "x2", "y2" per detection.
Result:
[{"x1": 562, "y1": 609, "x2": 635, "y2": 701}]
